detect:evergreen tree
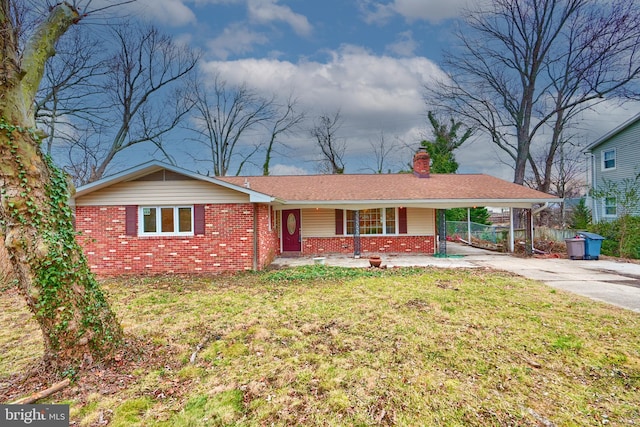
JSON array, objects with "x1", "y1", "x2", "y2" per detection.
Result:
[
  {"x1": 569, "y1": 198, "x2": 591, "y2": 230},
  {"x1": 420, "y1": 111, "x2": 472, "y2": 174},
  {"x1": 420, "y1": 112, "x2": 490, "y2": 224}
]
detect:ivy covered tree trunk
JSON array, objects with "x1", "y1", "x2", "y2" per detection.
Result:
[{"x1": 1, "y1": 1, "x2": 123, "y2": 372}]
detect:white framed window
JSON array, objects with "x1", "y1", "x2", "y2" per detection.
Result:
[
  {"x1": 345, "y1": 208, "x2": 397, "y2": 235},
  {"x1": 139, "y1": 206, "x2": 193, "y2": 236},
  {"x1": 602, "y1": 149, "x2": 616, "y2": 170},
  {"x1": 603, "y1": 197, "x2": 617, "y2": 217}
]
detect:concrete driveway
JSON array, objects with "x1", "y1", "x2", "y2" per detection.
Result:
[{"x1": 272, "y1": 242, "x2": 640, "y2": 313}]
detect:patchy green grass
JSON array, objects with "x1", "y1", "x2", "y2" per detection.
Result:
[{"x1": 2, "y1": 266, "x2": 640, "y2": 426}]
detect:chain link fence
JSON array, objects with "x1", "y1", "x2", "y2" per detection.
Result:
[{"x1": 446, "y1": 221, "x2": 577, "y2": 245}]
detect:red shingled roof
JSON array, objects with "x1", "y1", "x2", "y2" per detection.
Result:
[{"x1": 218, "y1": 173, "x2": 558, "y2": 205}]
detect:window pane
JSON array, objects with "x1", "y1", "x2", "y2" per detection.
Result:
[
  {"x1": 346, "y1": 209, "x2": 391, "y2": 235},
  {"x1": 346, "y1": 210, "x2": 355, "y2": 234},
  {"x1": 361, "y1": 209, "x2": 382, "y2": 235},
  {"x1": 178, "y1": 207, "x2": 192, "y2": 232},
  {"x1": 143, "y1": 207, "x2": 157, "y2": 233},
  {"x1": 605, "y1": 197, "x2": 617, "y2": 216},
  {"x1": 161, "y1": 207, "x2": 174, "y2": 232},
  {"x1": 604, "y1": 150, "x2": 615, "y2": 169},
  {"x1": 385, "y1": 208, "x2": 396, "y2": 234}
]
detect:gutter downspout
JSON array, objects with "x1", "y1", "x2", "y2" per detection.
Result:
[{"x1": 591, "y1": 153, "x2": 599, "y2": 223}]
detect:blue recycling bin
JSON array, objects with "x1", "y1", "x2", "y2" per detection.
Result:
[{"x1": 577, "y1": 232, "x2": 605, "y2": 260}]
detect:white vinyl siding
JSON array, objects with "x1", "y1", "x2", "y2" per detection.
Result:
[
  {"x1": 406, "y1": 208, "x2": 435, "y2": 235},
  {"x1": 589, "y1": 118, "x2": 640, "y2": 219},
  {"x1": 75, "y1": 179, "x2": 250, "y2": 206},
  {"x1": 301, "y1": 209, "x2": 335, "y2": 237}
]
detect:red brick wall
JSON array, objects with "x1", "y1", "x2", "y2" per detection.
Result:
[
  {"x1": 256, "y1": 205, "x2": 280, "y2": 268},
  {"x1": 302, "y1": 235, "x2": 435, "y2": 256},
  {"x1": 75, "y1": 203, "x2": 274, "y2": 275}
]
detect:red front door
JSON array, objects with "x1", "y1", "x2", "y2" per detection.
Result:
[{"x1": 282, "y1": 209, "x2": 301, "y2": 252}]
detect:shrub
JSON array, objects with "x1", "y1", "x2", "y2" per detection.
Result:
[{"x1": 590, "y1": 216, "x2": 640, "y2": 259}]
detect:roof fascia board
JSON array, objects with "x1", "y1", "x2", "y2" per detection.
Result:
[{"x1": 273, "y1": 199, "x2": 562, "y2": 210}]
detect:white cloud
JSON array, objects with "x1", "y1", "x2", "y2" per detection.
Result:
[
  {"x1": 202, "y1": 45, "x2": 445, "y2": 119},
  {"x1": 248, "y1": 0, "x2": 313, "y2": 36},
  {"x1": 131, "y1": 0, "x2": 197, "y2": 26},
  {"x1": 207, "y1": 23, "x2": 269, "y2": 59},
  {"x1": 361, "y1": 0, "x2": 469, "y2": 24},
  {"x1": 270, "y1": 164, "x2": 309, "y2": 175},
  {"x1": 385, "y1": 31, "x2": 419, "y2": 57},
  {"x1": 200, "y1": 46, "x2": 447, "y2": 170}
]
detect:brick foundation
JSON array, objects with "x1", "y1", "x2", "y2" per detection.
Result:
[
  {"x1": 302, "y1": 235, "x2": 435, "y2": 255},
  {"x1": 75, "y1": 203, "x2": 278, "y2": 276}
]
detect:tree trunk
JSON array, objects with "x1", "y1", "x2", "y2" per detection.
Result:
[
  {"x1": 1, "y1": 1, "x2": 122, "y2": 373},
  {"x1": 0, "y1": 123, "x2": 123, "y2": 371}
]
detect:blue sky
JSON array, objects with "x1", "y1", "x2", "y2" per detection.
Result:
[{"x1": 113, "y1": 0, "x2": 640, "y2": 179}]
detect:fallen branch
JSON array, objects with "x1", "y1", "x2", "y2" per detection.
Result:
[
  {"x1": 190, "y1": 333, "x2": 220, "y2": 364},
  {"x1": 11, "y1": 378, "x2": 70, "y2": 404}
]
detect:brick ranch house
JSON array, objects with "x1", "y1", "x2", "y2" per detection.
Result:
[{"x1": 72, "y1": 151, "x2": 560, "y2": 275}]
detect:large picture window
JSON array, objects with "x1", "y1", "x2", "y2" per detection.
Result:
[
  {"x1": 140, "y1": 206, "x2": 193, "y2": 236},
  {"x1": 345, "y1": 208, "x2": 397, "y2": 235}
]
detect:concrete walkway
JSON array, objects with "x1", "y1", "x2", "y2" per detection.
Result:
[{"x1": 272, "y1": 243, "x2": 640, "y2": 313}]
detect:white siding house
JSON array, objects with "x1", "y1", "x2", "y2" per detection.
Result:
[{"x1": 585, "y1": 112, "x2": 640, "y2": 221}]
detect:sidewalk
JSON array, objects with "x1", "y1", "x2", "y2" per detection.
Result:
[{"x1": 272, "y1": 243, "x2": 640, "y2": 313}]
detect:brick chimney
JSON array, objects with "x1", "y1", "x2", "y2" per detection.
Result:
[{"x1": 413, "y1": 149, "x2": 430, "y2": 178}]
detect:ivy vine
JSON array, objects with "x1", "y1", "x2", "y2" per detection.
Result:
[{"x1": 1, "y1": 117, "x2": 121, "y2": 355}]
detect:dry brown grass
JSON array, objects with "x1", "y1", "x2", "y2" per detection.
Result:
[{"x1": 1, "y1": 266, "x2": 639, "y2": 426}]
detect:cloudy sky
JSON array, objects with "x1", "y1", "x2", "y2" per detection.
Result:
[{"x1": 118, "y1": 0, "x2": 640, "y2": 180}]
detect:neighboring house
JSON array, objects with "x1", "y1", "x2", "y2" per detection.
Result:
[
  {"x1": 584, "y1": 112, "x2": 640, "y2": 222},
  {"x1": 72, "y1": 151, "x2": 560, "y2": 275}
]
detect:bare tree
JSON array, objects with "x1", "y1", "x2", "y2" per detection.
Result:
[
  {"x1": 262, "y1": 94, "x2": 305, "y2": 176},
  {"x1": 37, "y1": 21, "x2": 199, "y2": 185},
  {"x1": 0, "y1": 0, "x2": 128, "y2": 374},
  {"x1": 186, "y1": 74, "x2": 276, "y2": 176},
  {"x1": 432, "y1": 0, "x2": 640, "y2": 188},
  {"x1": 87, "y1": 23, "x2": 198, "y2": 183},
  {"x1": 35, "y1": 25, "x2": 108, "y2": 156},
  {"x1": 526, "y1": 141, "x2": 586, "y2": 226},
  {"x1": 362, "y1": 130, "x2": 395, "y2": 174},
  {"x1": 311, "y1": 111, "x2": 346, "y2": 174}
]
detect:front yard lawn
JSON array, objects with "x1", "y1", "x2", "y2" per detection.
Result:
[{"x1": 1, "y1": 266, "x2": 639, "y2": 426}]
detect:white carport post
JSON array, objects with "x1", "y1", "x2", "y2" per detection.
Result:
[{"x1": 509, "y1": 208, "x2": 515, "y2": 253}]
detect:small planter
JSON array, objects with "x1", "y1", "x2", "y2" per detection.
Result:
[
  {"x1": 369, "y1": 255, "x2": 382, "y2": 268},
  {"x1": 313, "y1": 257, "x2": 326, "y2": 265}
]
